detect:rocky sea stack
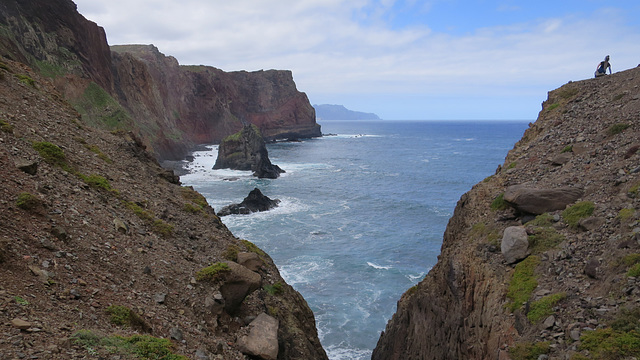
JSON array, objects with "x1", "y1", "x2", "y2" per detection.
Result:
[
  {"x1": 373, "y1": 67, "x2": 640, "y2": 360},
  {"x1": 218, "y1": 188, "x2": 281, "y2": 217},
  {"x1": 213, "y1": 124, "x2": 285, "y2": 179}
]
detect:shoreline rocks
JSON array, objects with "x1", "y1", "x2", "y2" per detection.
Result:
[{"x1": 217, "y1": 188, "x2": 280, "y2": 217}]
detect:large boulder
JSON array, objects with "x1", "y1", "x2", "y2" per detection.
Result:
[
  {"x1": 237, "y1": 313, "x2": 279, "y2": 360},
  {"x1": 213, "y1": 125, "x2": 285, "y2": 179},
  {"x1": 220, "y1": 261, "x2": 262, "y2": 314},
  {"x1": 503, "y1": 185, "x2": 583, "y2": 215},
  {"x1": 501, "y1": 226, "x2": 530, "y2": 264},
  {"x1": 217, "y1": 188, "x2": 280, "y2": 217}
]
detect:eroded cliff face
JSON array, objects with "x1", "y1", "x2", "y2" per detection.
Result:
[
  {"x1": 0, "y1": 0, "x2": 320, "y2": 161},
  {"x1": 374, "y1": 67, "x2": 640, "y2": 359}
]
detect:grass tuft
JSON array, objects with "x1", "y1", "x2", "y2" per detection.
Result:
[
  {"x1": 562, "y1": 201, "x2": 595, "y2": 229},
  {"x1": 507, "y1": 256, "x2": 540, "y2": 312}
]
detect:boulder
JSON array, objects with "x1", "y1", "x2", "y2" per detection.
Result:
[
  {"x1": 237, "y1": 313, "x2": 279, "y2": 360},
  {"x1": 501, "y1": 226, "x2": 530, "y2": 264},
  {"x1": 213, "y1": 125, "x2": 285, "y2": 179},
  {"x1": 15, "y1": 159, "x2": 38, "y2": 175},
  {"x1": 237, "y1": 252, "x2": 263, "y2": 272},
  {"x1": 217, "y1": 188, "x2": 280, "y2": 217},
  {"x1": 220, "y1": 261, "x2": 262, "y2": 313},
  {"x1": 504, "y1": 185, "x2": 584, "y2": 215}
]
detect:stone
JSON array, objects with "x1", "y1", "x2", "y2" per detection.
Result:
[
  {"x1": 504, "y1": 185, "x2": 584, "y2": 215},
  {"x1": 15, "y1": 159, "x2": 38, "y2": 175},
  {"x1": 217, "y1": 188, "x2": 280, "y2": 217},
  {"x1": 169, "y1": 327, "x2": 183, "y2": 341},
  {"x1": 501, "y1": 226, "x2": 530, "y2": 264},
  {"x1": 550, "y1": 153, "x2": 572, "y2": 166},
  {"x1": 543, "y1": 315, "x2": 556, "y2": 329},
  {"x1": 237, "y1": 313, "x2": 279, "y2": 360},
  {"x1": 11, "y1": 318, "x2": 31, "y2": 330},
  {"x1": 220, "y1": 261, "x2": 262, "y2": 313},
  {"x1": 570, "y1": 329, "x2": 581, "y2": 341},
  {"x1": 153, "y1": 293, "x2": 166, "y2": 304},
  {"x1": 205, "y1": 292, "x2": 225, "y2": 315},
  {"x1": 237, "y1": 252, "x2": 263, "y2": 272},
  {"x1": 579, "y1": 217, "x2": 605, "y2": 231},
  {"x1": 113, "y1": 218, "x2": 128, "y2": 234},
  {"x1": 584, "y1": 259, "x2": 599, "y2": 279}
]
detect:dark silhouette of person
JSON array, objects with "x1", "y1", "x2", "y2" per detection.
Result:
[{"x1": 595, "y1": 55, "x2": 612, "y2": 77}]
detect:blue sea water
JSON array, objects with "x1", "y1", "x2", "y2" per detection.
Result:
[{"x1": 180, "y1": 120, "x2": 529, "y2": 360}]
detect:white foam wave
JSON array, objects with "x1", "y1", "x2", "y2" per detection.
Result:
[
  {"x1": 325, "y1": 344, "x2": 372, "y2": 360},
  {"x1": 279, "y1": 257, "x2": 334, "y2": 286},
  {"x1": 367, "y1": 262, "x2": 392, "y2": 270}
]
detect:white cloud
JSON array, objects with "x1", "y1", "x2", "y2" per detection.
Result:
[{"x1": 75, "y1": 0, "x2": 640, "y2": 119}]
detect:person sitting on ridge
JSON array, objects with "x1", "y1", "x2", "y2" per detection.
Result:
[{"x1": 595, "y1": 55, "x2": 612, "y2": 77}]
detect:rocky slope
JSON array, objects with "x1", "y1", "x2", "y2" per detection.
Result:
[
  {"x1": 0, "y1": 59, "x2": 327, "y2": 359},
  {"x1": 0, "y1": 0, "x2": 320, "y2": 161},
  {"x1": 373, "y1": 67, "x2": 640, "y2": 359}
]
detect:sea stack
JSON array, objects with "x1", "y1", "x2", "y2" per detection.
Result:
[{"x1": 213, "y1": 124, "x2": 285, "y2": 179}]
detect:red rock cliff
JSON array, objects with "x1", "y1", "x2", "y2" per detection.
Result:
[{"x1": 0, "y1": 0, "x2": 320, "y2": 161}]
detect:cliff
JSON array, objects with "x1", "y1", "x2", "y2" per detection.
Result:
[
  {"x1": 0, "y1": 0, "x2": 320, "y2": 161},
  {"x1": 0, "y1": 58, "x2": 327, "y2": 359},
  {"x1": 373, "y1": 67, "x2": 640, "y2": 359}
]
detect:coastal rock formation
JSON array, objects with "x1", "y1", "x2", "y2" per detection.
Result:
[
  {"x1": 218, "y1": 188, "x2": 281, "y2": 217},
  {"x1": 0, "y1": 0, "x2": 321, "y2": 161},
  {"x1": 0, "y1": 51, "x2": 327, "y2": 360},
  {"x1": 214, "y1": 125, "x2": 285, "y2": 179},
  {"x1": 374, "y1": 67, "x2": 640, "y2": 359}
]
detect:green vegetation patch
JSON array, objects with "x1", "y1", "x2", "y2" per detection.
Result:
[
  {"x1": 470, "y1": 222, "x2": 500, "y2": 247},
  {"x1": 562, "y1": 201, "x2": 595, "y2": 229},
  {"x1": 546, "y1": 103, "x2": 560, "y2": 112},
  {"x1": 73, "y1": 82, "x2": 132, "y2": 130},
  {"x1": 79, "y1": 174, "x2": 116, "y2": 193},
  {"x1": 579, "y1": 307, "x2": 640, "y2": 359},
  {"x1": 264, "y1": 282, "x2": 284, "y2": 295},
  {"x1": 195, "y1": 262, "x2": 230, "y2": 281},
  {"x1": 15, "y1": 74, "x2": 35, "y2": 87},
  {"x1": 242, "y1": 239, "x2": 266, "y2": 257},
  {"x1": 508, "y1": 341, "x2": 550, "y2": 360},
  {"x1": 35, "y1": 60, "x2": 66, "y2": 78},
  {"x1": 490, "y1": 193, "x2": 509, "y2": 211},
  {"x1": 561, "y1": 145, "x2": 573, "y2": 153},
  {"x1": 628, "y1": 263, "x2": 640, "y2": 278},
  {"x1": 83, "y1": 143, "x2": 113, "y2": 163},
  {"x1": 152, "y1": 219, "x2": 174, "y2": 237},
  {"x1": 105, "y1": 305, "x2": 148, "y2": 331},
  {"x1": 72, "y1": 330, "x2": 187, "y2": 360},
  {"x1": 32, "y1": 141, "x2": 68, "y2": 169},
  {"x1": 16, "y1": 192, "x2": 42, "y2": 211},
  {"x1": 618, "y1": 208, "x2": 636, "y2": 221},
  {"x1": 123, "y1": 201, "x2": 154, "y2": 221},
  {"x1": 14, "y1": 296, "x2": 29, "y2": 305},
  {"x1": 526, "y1": 213, "x2": 555, "y2": 227},
  {"x1": 629, "y1": 182, "x2": 640, "y2": 197},
  {"x1": 507, "y1": 255, "x2": 540, "y2": 312},
  {"x1": 607, "y1": 123, "x2": 630, "y2": 136},
  {"x1": 0, "y1": 119, "x2": 14, "y2": 133},
  {"x1": 528, "y1": 227, "x2": 565, "y2": 254},
  {"x1": 222, "y1": 244, "x2": 240, "y2": 261},
  {"x1": 527, "y1": 293, "x2": 566, "y2": 323}
]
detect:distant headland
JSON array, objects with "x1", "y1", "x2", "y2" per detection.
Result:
[{"x1": 313, "y1": 104, "x2": 381, "y2": 120}]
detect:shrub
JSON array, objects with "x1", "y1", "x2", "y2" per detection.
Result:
[
  {"x1": 123, "y1": 201, "x2": 154, "y2": 221},
  {"x1": 16, "y1": 192, "x2": 42, "y2": 210},
  {"x1": 180, "y1": 187, "x2": 208, "y2": 208},
  {"x1": 561, "y1": 145, "x2": 573, "y2": 153},
  {"x1": 508, "y1": 341, "x2": 550, "y2": 360},
  {"x1": 32, "y1": 141, "x2": 67, "y2": 169},
  {"x1": 579, "y1": 307, "x2": 640, "y2": 359},
  {"x1": 264, "y1": 282, "x2": 284, "y2": 295},
  {"x1": 607, "y1": 123, "x2": 630, "y2": 136},
  {"x1": 618, "y1": 208, "x2": 635, "y2": 221},
  {"x1": 507, "y1": 256, "x2": 540, "y2": 312},
  {"x1": 72, "y1": 330, "x2": 188, "y2": 360},
  {"x1": 0, "y1": 119, "x2": 14, "y2": 133},
  {"x1": 222, "y1": 244, "x2": 240, "y2": 261},
  {"x1": 15, "y1": 74, "x2": 35, "y2": 87},
  {"x1": 105, "y1": 305, "x2": 149, "y2": 332},
  {"x1": 526, "y1": 213, "x2": 555, "y2": 227},
  {"x1": 562, "y1": 201, "x2": 595, "y2": 229},
  {"x1": 80, "y1": 174, "x2": 116, "y2": 193},
  {"x1": 195, "y1": 262, "x2": 230, "y2": 281},
  {"x1": 527, "y1": 293, "x2": 566, "y2": 323},
  {"x1": 621, "y1": 253, "x2": 640, "y2": 267},
  {"x1": 490, "y1": 193, "x2": 508, "y2": 211},
  {"x1": 528, "y1": 227, "x2": 565, "y2": 254},
  {"x1": 627, "y1": 263, "x2": 640, "y2": 278},
  {"x1": 242, "y1": 239, "x2": 266, "y2": 257},
  {"x1": 152, "y1": 219, "x2": 173, "y2": 237}
]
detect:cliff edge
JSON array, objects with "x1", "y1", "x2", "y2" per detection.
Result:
[{"x1": 373, "y1": 67, "x2": 640, "y2": 359}]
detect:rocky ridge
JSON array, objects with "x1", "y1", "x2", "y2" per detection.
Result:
[
  {"x1": 373, "y1": 67, "x2": 640, "y2": 359},
  {"x1": 0, "y1": 59, "x2": 327, "y2": 359}
]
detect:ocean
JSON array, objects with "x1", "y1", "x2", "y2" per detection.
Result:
[{"x1": 180, "y1": 120, "x2": 529, "y2": 360}]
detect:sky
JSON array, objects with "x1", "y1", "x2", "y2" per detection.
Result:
[{"x1": 74, "y1": 0, "x2": 640, "y2": 120}]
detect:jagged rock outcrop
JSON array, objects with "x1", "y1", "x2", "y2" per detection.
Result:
[
  {"x1": 218, "y1": 188, "x2": 281, "y2": 217},
  {"x1": 0, "y1": 0, "x2": 321, "y2": 161},
  {"x1": 214, "y1": 125, "x2": 285, "y2": 179},
  {"x1": 373, "y1": 67, "x2": 640, "y2": 359}
]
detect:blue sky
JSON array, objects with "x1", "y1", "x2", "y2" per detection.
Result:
[{"x1": 75, "y1": 0, "x2": 640, "y2": 120}]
